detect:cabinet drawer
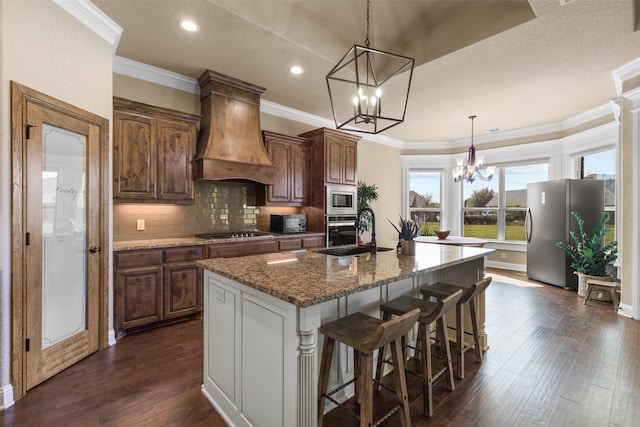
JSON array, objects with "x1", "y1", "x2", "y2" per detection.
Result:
[
  {"x1": 278, "y1": 238, "x2": 302, "y2": 251},
  {"x1": 207, "y1": 240, "x2": 278, "y2": 258},
  {"x1": 163, "y1": 245, "x2": 203, "y2": 263},
  {"x1": 114, "y1": 249, "x2": 162, "y2": 269},
  {"x1": 302, "y1": 236, "x2": 325, "y2": 249}
]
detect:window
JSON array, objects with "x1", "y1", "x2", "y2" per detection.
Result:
[
  {"x1": 580, "y1": 149, "x2": 615, "y2": 244},
  {"x1": 408, "y1": 170, "x2": 441, "y2": 235},
  {"x1": 463, "y1": 162, "x2": 548, "y2": 241}
]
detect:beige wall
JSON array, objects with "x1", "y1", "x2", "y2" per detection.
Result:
[
  {"x1": 487, "y1": 250, "x2": 526, "y2": 266},
  {"x1": 0, "y1": 0, "x2": 114, "y2": 406},
  {"x1": 357, "y1": 139, "x2": 403, "y2": 243},
  {"x1": 113, "y1": 74, "x2": 200, "y2": 115}
]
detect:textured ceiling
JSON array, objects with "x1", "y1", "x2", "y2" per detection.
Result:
[{"x1": 93, "y1": 0, "x2": 640, "y2": 143}]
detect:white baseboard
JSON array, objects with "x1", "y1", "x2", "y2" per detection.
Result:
[
  {"x1": 486, "y1": 261, "x2": 527, "y2": 272},
  {"x1": 0, "y1": 384, "x2": 14, "y2": 411},
  {"x1": 108, "y1": 328, "x2": 116, "y2": 346}
]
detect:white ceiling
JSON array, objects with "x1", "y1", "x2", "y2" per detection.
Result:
[{"x1": 93, "y1": 0, "x2": 640, "y2": 143}]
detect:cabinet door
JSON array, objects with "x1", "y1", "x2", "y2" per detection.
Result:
[
  {"x1": 115, "y1": 265, "x2": 162, "y2": 335},
  {"x1": 342, "y1": 141, "x2": 358, "y2": 185},
  {"x1": 325, "y1": 135, "x2": 344, "y2": 184},
  {"x1": 266, "y1": 140, "x2": 292, "y2": 203},
  {"x1": 113, "y1": 111, "x2": 156, "y2": 199},
  {"x1": 163, "y1": 262, "x2": 202, "y2": 319},
  {"x1": 291, "y1": 143, "x2": 311, "y2": 204},
  {"x1": 156, "y1": 118, "x2": 195, "y2": 202}
]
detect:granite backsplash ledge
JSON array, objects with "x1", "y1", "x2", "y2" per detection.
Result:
[{"x1": 113, "y1": 180, "x2": 298, "y2": 241}]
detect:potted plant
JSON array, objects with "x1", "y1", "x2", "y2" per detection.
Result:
[
  {"x1": 389, "y1": 215, "x2": 422, "y2": 255},
  {"x1": 357, "y1": 180, "x2": 379, "y2": 238},
  {"x1": 554, "y1": 211, "x2": 618, "y2": 297}
]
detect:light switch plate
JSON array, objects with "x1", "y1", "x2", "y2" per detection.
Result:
[{"x1": 136, "y1": 219, "x2": 145, "y2": 230}]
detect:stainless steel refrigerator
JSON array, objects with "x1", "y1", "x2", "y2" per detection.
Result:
[{"x1": 526, "y1": 179, "x2": 604, "y2": 289}]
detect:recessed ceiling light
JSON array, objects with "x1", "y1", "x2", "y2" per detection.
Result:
[
  {"x1": 179, "y1": 19, "x2": 199, "y2": 32},
  {"x1": 289, "y1": 65, "x2": 303, "y2": 75}
]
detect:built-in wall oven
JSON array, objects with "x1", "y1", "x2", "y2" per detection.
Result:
[{"x1": 326, "y1": 215, "x2": 357, "y2": 247}]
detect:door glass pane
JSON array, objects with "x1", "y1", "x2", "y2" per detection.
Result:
[{"x1": 42, "y1": 124, "x2": 86, "y2": 349}]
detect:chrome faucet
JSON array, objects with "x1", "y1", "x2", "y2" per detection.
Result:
[{"x1": 355, "y1": 208, "x2": 377, "y2": 254}]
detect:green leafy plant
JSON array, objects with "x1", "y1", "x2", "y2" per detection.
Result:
[
  {"x1": 554, "y1": 211, "x2": 617, "y2": 277},
  {"x1": 388, "y1": 215, "x2": 422, "y2": 241},
  {"x1": 357, "y1": 180, "x2": 379, "y2": 234}
]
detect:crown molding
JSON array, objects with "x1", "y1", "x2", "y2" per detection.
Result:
[
  {"x1": 612, "y1": 57, "x2": 640, "y2": 95},
  {"x1": 53, "y1": 0, "x2": 122, "y2": 52},
  {"x1": 111, "y1": 56, "x2": 617, "y2": 150},
  {"x1": 113, "y1": 56, "x2": 200, "y2": 94}
]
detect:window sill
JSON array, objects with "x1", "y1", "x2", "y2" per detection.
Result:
[{"x1": 483, "y1": 240, "x2": 527, "y2": 252}]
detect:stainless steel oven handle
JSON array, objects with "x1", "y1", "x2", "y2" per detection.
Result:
[{"x1": 327, "y1": 222, "x2": 356, "y2": 227}]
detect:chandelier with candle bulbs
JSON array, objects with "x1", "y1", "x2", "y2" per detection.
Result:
[
  {"x1": 326, "y1": 0, "x2": 414, "y2": 134},
  {"x1": 453, "y1": 115, "x2": 495, "y2": 183}
]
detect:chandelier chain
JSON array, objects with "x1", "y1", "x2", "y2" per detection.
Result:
[{"x1": 365, "y1": 0, "x2": 370, "y2": 48}]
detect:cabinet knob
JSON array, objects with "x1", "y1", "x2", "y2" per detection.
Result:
[{"x1": 89, "y1": 246, "x2": 101, "y2": 254}]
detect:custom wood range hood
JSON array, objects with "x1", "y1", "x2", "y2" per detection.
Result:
[{"x1": 194, "y1": 69, "x2": 275, "y2": 185}]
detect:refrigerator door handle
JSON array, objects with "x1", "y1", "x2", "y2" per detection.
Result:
[{"x1": 525, "y1": 208, "x2": 532, "y2": 243}]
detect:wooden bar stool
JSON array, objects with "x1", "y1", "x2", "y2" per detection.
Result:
[
  {"x1": 375, "y1": 290, "x2": 462, "y2": 418},
  {"x1": 318, "y1": 308, "x2": 421, "y2": 427},
  {"x1": 420, "y1": 277, "x2": 492, "y2": 379},
  {"x1": 584, "y1": 278, "x2": 621, "y2": 311}
]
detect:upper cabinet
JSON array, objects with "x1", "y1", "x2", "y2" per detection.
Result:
[
  {"x1": 260, "y1": 131, "x2": 312, "y2": 206},
  {"x1": 298, "y1": 127, "x2": 360, "y2": 187},
  {"x1": 113, "y1": 97, "x2": 200, "y2": 204}
]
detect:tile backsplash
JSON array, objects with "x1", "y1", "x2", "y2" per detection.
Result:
[{"x1": 113, "y1": 181, "x2": 261, "y2": 241}]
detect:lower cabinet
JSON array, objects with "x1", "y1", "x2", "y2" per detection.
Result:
[
  {"x1": 113, "y1": 234, "x2": 324, "y2": 337},
  {"x1": 114, "y1": 245, "x2": 203, "y2": 338},
  {"x1": 277, "y1": 234, "x2": 325, "y2": 251},
  {"x1": 204, "y1": 270, "x2": 297, "y2": 427}
]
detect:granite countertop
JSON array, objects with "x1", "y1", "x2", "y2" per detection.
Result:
[
  {"x1": 198, "y1": 243, "x2": 494, "y2": 308},
  {"x1": 112, "y1": 232, "x2": 325, "y2": 252}
]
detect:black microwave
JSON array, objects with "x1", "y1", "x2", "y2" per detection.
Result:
[{"x1": 270, "y1": 214, "x2": 308, "y2": 234}]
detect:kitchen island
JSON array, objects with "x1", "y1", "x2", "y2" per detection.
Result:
[{"x1": 198, "y1": 243, "x2": 494, "y2": 427}]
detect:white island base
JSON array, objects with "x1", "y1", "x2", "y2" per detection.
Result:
[{"x1": 200, "y1": 246, "x2": 492, "y2": 427}]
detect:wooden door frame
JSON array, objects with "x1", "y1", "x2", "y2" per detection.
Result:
[{"x1": 10, "y1": 82, "x2": 110, "y2": 400}]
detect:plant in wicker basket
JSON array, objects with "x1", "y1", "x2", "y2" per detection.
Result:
[{"x1": 555, "y1": 211, "x2": 617, "y2": 296}]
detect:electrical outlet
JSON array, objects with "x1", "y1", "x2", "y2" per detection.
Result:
[
  {"x1": 501, "y1": 252, "x2": 506, "y2": 259},
  {"x1": 136, "y1": 219, "x2": 145, "y2": 231}
]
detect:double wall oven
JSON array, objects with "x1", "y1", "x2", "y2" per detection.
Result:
[{"x1": 325, "y1": 185, "x2": 358, "y2": 247}]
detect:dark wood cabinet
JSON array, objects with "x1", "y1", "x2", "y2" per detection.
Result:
[
  {"x1": 299, "y1": 128, "x2": 359, "y2": 187},
  {"x1": 114, "y1": 245, "x2": 203, "y2": 338},
  {"x1": 298, "y1": 128, "x2": 360, "y2": 215},
  {"x1": 113, "y1": 97, "x2": 199, "y2": 204},
  {"x1": 261, "y1": 131, "x2": 312, "y2": 206},
  {"x1": 277, "y1": 235, "x2": 325, "y2": 251}
]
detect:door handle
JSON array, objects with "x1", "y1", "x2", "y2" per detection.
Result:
[
  {"x1": 525, "y1": 208, "x2": 532, "y2": 243},
  {"x1": 89, "y1": 246, "x2": 101, "y2": 253}
]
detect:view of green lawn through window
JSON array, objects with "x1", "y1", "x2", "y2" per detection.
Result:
[{"x1": 408, "y1": 152, "x2": 614, "y2": 244}]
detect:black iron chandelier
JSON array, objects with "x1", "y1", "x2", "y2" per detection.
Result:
[
  {"x1": 326, "y1": 0, "x2": 414, "y2": 134},
  {"x1": 452, "y1": 115, "x2": 495, "y2": 183}
]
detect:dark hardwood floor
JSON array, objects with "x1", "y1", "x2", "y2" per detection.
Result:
[{"x1": 1, "y1": 268, "x2": 639, "y2": 426}]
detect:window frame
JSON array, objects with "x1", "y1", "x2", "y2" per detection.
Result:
[
  {"x1": 461, "y1": 159, "x2": 549, "y2": 242},
  {"x1": 406, "y1": 168, "x2": 444, "y2": 233}
]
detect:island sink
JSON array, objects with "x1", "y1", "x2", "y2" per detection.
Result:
[{"x1": 314, "y1": 246, "x2": 394, "y2": 256}]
